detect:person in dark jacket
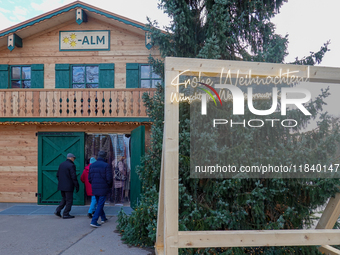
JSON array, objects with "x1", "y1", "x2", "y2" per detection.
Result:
[
  {"x1": 88, "y1": 151, "x2": 113, "y2": 227},
  {"x1": 54, "y1": 153, "x2": 79, "y2": 219}
]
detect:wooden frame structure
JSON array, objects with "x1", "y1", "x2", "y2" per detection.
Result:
[{"x1": 156, "y1": 57, "x2": 340, "y2": 255}]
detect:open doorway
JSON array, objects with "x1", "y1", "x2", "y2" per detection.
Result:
[{"x1": 84, "y1": 133, "x2": 131, "y2": 207}]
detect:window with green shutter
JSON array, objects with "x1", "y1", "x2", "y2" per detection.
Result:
[
  {"x1": 126, "y1": 63, "x2": 162, "y2": 88},
  {"x1": 140, "y1": 64, "x2": 162, "y2": 88},
  {"x1": 0, "y1": 64, "x2": 44, "y2": 89},
  {"x1": 10, "y1": 65, "x2": 31, "y2": 88},
  {"x1": 55, "y1": 63, "x2": 114, "y2": 88},
  {"x1": 72, "y1": 65, "x2": 99, "y2": 88}
]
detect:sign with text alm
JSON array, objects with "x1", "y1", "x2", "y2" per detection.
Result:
[{"x1": 59, "y1": 30, "x2": 110, "y2": 51}]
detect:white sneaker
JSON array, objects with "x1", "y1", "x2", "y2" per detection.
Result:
[
  {"x1": 101, "y1": 219, "x2": 108, "y2": 224},
  {"x1": 90, "y1": 223, "x2": 101, "y2": 228}
]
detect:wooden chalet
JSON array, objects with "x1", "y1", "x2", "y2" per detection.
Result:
[{"x1": 0, "y1": 1, "x2": 161, "y2": 207}]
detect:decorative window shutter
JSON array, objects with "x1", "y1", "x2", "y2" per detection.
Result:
[
  {"x1": 55, "y1": 64, "x2": 70, "y2": 88},
  {"x1": 0, "y1": 65, "x2": 9, "y2": 89},
  {"x1": 31, "y1": 64, "x2": 44, "y2": 88},
  {"x1": 99, "y1": 63, "x2": 114, "y2": 88},
  {"x1": 126, "y1": 63, "x2": 139, "y2": 88}
]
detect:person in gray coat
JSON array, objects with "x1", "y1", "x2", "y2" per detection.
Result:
[{"x1": 54, "y1": 153, "x2": 79, "y2": 219}]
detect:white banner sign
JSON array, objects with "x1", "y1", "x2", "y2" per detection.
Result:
[{"x1": 59, "y1": 30, "x2": 110, "y2": 51}]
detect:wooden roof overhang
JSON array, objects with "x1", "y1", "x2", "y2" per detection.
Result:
[{"x1": 0, "y1": 0, "x2": 156, "y2": 49}]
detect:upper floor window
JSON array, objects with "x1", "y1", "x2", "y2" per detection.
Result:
[
  {"x1": 11, "y1": 66, "x2": 31, "y2": 88},
  {"x1": 126, "y1": 63, "x2": 162, "y2": 89},
  {"x1": 55, "y1": 63, "x2": 114, "y2": 89},
  {"x1": 140, "y1": 65, "x2": 161, "y2": 88},
  {"x1": 72, "y1": 65, "x2": 99, "y2": 88}
]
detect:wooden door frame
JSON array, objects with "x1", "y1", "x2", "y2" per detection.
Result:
[{"x1": 156, "y1": 57, "x2": 340, "y2": 255}]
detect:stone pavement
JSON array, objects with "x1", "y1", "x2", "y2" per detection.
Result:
[{"x1": 0, "y1": 203, "x2": 154, "y2": 255}]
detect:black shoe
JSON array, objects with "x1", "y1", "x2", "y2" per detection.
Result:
[
  {"x1": 87, "y1": 213, "x2": 93, "y2": 218},
  {"x1": 54, "y1": 211, "x2": 61, "y2": 218},
  {"x1": 63, "y1": 215, "x2": 75, "y2": 219}
]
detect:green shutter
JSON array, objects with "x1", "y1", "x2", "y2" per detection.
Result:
[
  {"x1": 55, "y1": 64, "x2": 70, "y2": 88},
  {"x1": 126, "y1": 63, "x2": 139, "y2": 88},
  {"x1": 130, "y1": 125, "x2": 145, "y2": 209},
  {"x1": 31, "y1": 64, "x2": 44, "y2": 88},
  {"x1": 0, "y1": 65, "x2": 9, "y2": 89},
  {"x1": 99, "y1": 63, "x2": 114, "y2": 88}
]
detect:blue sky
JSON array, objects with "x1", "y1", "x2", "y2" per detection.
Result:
[{"x1": 0, "y1": 0, "x2": 339, "y2": 68}]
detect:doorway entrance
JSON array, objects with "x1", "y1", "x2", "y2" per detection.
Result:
[
  {"x1": 37, "y1": 126, "x2": 145, "y2": 209},
  {"x1": 85, "y1": 133, "x2": 131, "y2": 206}
]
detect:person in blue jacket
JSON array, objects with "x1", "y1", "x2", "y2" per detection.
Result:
[{"x1": 88, "y1": 150, "x2": 113, "y2": 227}]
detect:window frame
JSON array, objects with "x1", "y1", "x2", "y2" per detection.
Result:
[
  {"x1": 139, "y1": 64, "x2": 162, "y2": 88},
  {"x1": 71, "y1": 64, "x2": 100, "y2": 89},
  {"x1": 10, "y1": 65, "x2": 31, "y2": 89}
]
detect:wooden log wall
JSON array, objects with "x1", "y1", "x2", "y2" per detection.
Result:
[
  {"x1": 0, "y1": 18, "x2": 161, "y2": 89},
  {"x1": 0, "y1": 123, "x2": 151, "y2": 203},
  {"x1": 0, "y1": 125, "x2": 37, "y2": 202}
]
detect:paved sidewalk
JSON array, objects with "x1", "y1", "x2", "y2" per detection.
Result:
[
  {"x1": 0, "y1": 203, "x2": 154, "y2": 255},
  {"x1": 0, "y1": 203, "x2": 133, "y2": 216}
]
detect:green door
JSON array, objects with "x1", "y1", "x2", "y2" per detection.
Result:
[
  {"x1": 130, "y1": 126, "x2": 145, "y2": 209},
  {"x1": 37, "y1": 132, "x2": 85, "y2": 205}
]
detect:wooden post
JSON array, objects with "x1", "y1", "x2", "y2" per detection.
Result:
[
  {"x1": 316, "y1": 193, "x2": 340, "y2": 229},
  {"x1": 316, "y1": 193, "x2": 340, "y2": 254},
  {"x1": 319, "y1": 245, "x2": 340, "y2": 255},
  {"x1": 163, "y1": 66, "x2": 180, "y2": 254},
  {"x1": 155, "y1": 139, "x2": 165, "y2": 255}
]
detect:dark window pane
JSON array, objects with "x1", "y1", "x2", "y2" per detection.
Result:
[
  {"x1": 22, "y1": 67, "x2": 31, "y2": 79},
  {"x1": 141, "y1": 80, "x2": 150, "y2": 88},
  {"x1": 12, "y1": 81, "x2": 21, "y2": 88},
  {"x1": 141, "y1": 65, "x2": 151, "y2": 79},
  {"x1": 23, "y1": 81, "x2": 31, "y2": 88},
  {"x1": 86, "y1": 66, "x2": 99, "y2": 83},
  {"x1": 72, "y1": 66, "x2": 85, "y2": 83},
  {"x1": 152, "y1": 80, "x2": 161, "y2": 88},
  {"x1": 73, "y1": 84, "x2": 85, "y2": 88},
  {"x1": 86, "y1": 83, "x2": 98, "y2": 88},
  {"x1": 11, "y1": 67, "x2": 20, "y2": 79}
]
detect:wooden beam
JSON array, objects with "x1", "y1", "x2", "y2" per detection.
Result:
[
  {"x1": 163, "y1": 65, "x2": 180, "y2": 254},
  {"x1": 155, "y1": 246, "x2": 165, "y2": 255},
  {"x1": 316, "y1": 193, "x2": 340, "y2": 254},
  {"x1": 155, "y1": 137, "x2": 165, "y2": 250},
  {"x1": 319, "y1": 245, "x2": 340, "y2": 255},
  {"x1": 176, "y1": 230, "x2": 340, "y2": 248},
  {"x1": 316, "y1": 193, "x2": 340, "y2": 229},
  {"x1": 164, "y1": 57, "x2": 340, "y2": 84}
]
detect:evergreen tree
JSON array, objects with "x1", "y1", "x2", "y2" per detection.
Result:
[{"x1": 118, "y1": 1, "x2": 339, "y2": 254}]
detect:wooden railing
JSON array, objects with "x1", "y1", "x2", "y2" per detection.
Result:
[{"x1": 0, "y1": 88, "x2": 156, "y2": 118}]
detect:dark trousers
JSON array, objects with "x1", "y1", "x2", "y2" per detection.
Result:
[{"x1": 56, "y1": 191, "x2": 73, "y2": 216}]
